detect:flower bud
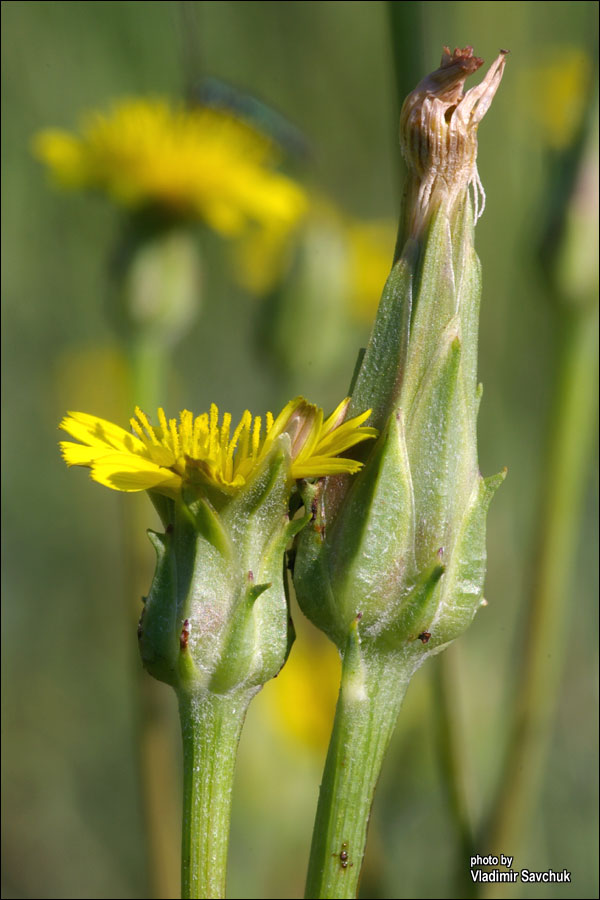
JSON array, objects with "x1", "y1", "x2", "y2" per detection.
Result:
[
  {"x1": 293, "y1": 49, "x2": 507, "y2": 661},
  {"x1": 400, "y1": 47, "x2": 507, "y2": 240},
  {"x1": 139, "y1": 438, "x2": 299, "y2": 694},
  {"x1": 60, "y1": 397, "x2": 375, "y2": 695}
]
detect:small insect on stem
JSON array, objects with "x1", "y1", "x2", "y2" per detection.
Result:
[
  {"x1": 312, "y1": 488, "x2": 327, "y2": 538},
  {"x1": 180, "y1": 618, "x2": 191, "y2": 651},
  {"x1": 418, "y1": 631, "x2": 431, "y2": 644},
  {"x1": 332, "y1": 841, "x2": 353, "y2": 870}
]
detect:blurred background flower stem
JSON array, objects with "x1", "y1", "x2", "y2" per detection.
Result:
[
  {"x1": 116, "y1": 224, "x2": 202, "y2": 900},
  {"x1": 481, "y1": 96, "x2": 599, "y2": 895},
  {"x1": 432, "y1": 649, "x2": 477, "y2": 898}
]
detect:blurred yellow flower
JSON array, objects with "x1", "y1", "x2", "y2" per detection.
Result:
[
  {"x1": 261, "y1": 633, "x2": 341, "y2": 753},
  {"x1": 59, "y1": 397, "x2": 377, "y2": 496},
  {"x1": 346, "y1": 219, "x2": 396, "y2": 321},
  {"x1": 33, "y1": 98, "x2": 308, "y2": 236},
  {"x1": 234, "y1": 195, "x2": 396, "y2": 321},
  {"x1": 523, "y1": 47, "x2": 592, "y2": 150}
]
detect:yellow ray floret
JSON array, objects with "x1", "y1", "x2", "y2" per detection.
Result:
[
  {"x1": 59, "y1": 398, "x2": 377, "y2": 496},
  {"x1": 33, "y1": 98, "x2": 307, "y2": 236}
]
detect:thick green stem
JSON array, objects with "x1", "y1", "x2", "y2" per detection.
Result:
[
  {"x1": 179, "y1": 689, "x2": 255, "y2": 900},
  {"x1": 305, "y1": 646, "x2": 415, "y2": 899}
]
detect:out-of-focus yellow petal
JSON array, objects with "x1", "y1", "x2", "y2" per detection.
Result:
[
  {"x1": 34, "y1": 99, "x2": 308, "y2": 239},
  {"x1": 32, "y1": 130, "x2": 89, "y2": 187}
]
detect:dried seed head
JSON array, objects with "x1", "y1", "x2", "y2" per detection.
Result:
[{"x1": 400, "y1": 47, "x2": 508, "y2": 237}]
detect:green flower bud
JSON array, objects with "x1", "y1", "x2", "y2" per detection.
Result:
[
  {"x1": 294, "y1": 48, "x2": 507, "y2": 660},
  {"x1": 139, "y1": 437, "x2": 301, "y2": 695},
  {"x1": 111, "y1": 226, "x2": 202, "y2": 347}
]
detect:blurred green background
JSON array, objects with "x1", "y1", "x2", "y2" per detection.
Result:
[{"x1": 2, "y1": 2, "x2": 598, "y2": 898}]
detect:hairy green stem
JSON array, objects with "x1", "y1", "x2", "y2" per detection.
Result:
[
  {"x1": 305, "y1": 647, "x2": 414, "y2": 899},
  {"x1": 179, "y1": 689, "x2": 254, "y2": 900}
]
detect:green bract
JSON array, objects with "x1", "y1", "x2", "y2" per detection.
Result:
[
  {"x1": 294, "y1": 51, "x2": 507, "y2": 663},
  {"x1": 139, "y1": 437, "x2": 305, "y2": 695}
]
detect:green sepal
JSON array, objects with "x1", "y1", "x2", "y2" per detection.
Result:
[
  {"x1": 291, "y1": 479, "x2": 340, "y2": 645},
  {"x1": 325, "y1": 412, "x2": 415, "y2": 642},
  {"x1": 387, "y1": 561, "x2": 445, "y2": 645},
  {"x1": 427, "y1": 468, "x2": 507, "y2": 648},
  {"x1": 209, "y1": 579, "x2": 272, "y2": 693},
  {"x1": 453, "y1": 203, "x2": 482, "y2": 409},
  {"x1": 183, "y1": 491, "x2": 232, "y2": 560},
  {"x1": 139, "y1": 435, "x2": 298, "y2": 695},
  {"x1": 407, "y1": 209, "x2": 457, "y2": 386},
  {"x1": 348, "y1": 243, "x2": 417, "y2": 432},
  {"x1": 402, "y1": 199, "x2": 478, "y2": 412},
  {"x1": 138, "y1": 528, "x2": 179, "y2": 686},
  {"x1": 148, "y1": 490, "x2": 175, "y2": 530},
  {"x1": 222, "y1": 437, "x2": 292, "y2": 571},
  {"x1": 292, "y1": 194, "x2": 504, "y2": 662},
  {"x1": 406, "y1": 329, "x2": 476, "y2": 567},
  {"x1": 339, "y1": 616, "x2": 368, "y2": 702}
]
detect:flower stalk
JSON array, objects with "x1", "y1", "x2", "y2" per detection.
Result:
[
  {"x1": 304, "y1": 629, "x2": 416, "y2": 899},
  {"x1": 60, "y1": 397, "x2": 375, "y2": 899},
  {"x1": 179, "y1": 689, "x2": 255, "y2": 899},
  {"x1": 294, "y1": 48, "x2": 507, "y2": 897}
]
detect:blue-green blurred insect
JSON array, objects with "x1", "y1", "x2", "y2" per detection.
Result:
[{"x1": 190, "y1": 77, "x2": 312, "y2": 162}]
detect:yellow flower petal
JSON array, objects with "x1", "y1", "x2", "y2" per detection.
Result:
[
  {"x1": 59, "y1": 399, "x2": 377, "y2": 497},
  {"x1": 60, "y1": 411, "x2": 144, "y2": 454},
  {"x1": 90, "y1": 453, "x2": 181, "y2": 493},
  {"x1": 59, "y1": 441, "x2": 114, "y2": 467}
]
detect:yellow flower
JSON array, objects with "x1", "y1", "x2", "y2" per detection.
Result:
[
  {"x1": 346, "y1": 219, "x2": 396, "y2": 321},
  {"x1": 234, "y1": 192, "x2": 396, "y2": 312},
  {"x1": 59, "y1": 397, "x2": 377, "y2": 496},
  {"x1": 522, "y1": 47, "x2": 592, "y2": 150},
  {"x1": 260, "y1": 632, "x2": 340, "y2": 753},
  {"x1": 33, "y1": 98, "x2": 307, "y2": 236}
]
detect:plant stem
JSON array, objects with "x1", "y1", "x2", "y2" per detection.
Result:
[
  {"x1": 179, "y1": 688, "x2": 255, "y2": 900},
  {"x1": 481, "y1": 304, "x2": 598, "y2": 893},
  {"x1": 481, "y1": 97, "x2": 598, "y2": 888},
  {"x1": 432, "y1": 649, "x2": 477, "y2": 899},
  {"x1": 129, "y1": 333, "x2": 169, "y2": 416},
  {"x1": 304, "y1": 645, "x2": 415, "y2": 899},
  {"x1": 125, "y1": 335, "x2": 180, "y2": 898}
]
